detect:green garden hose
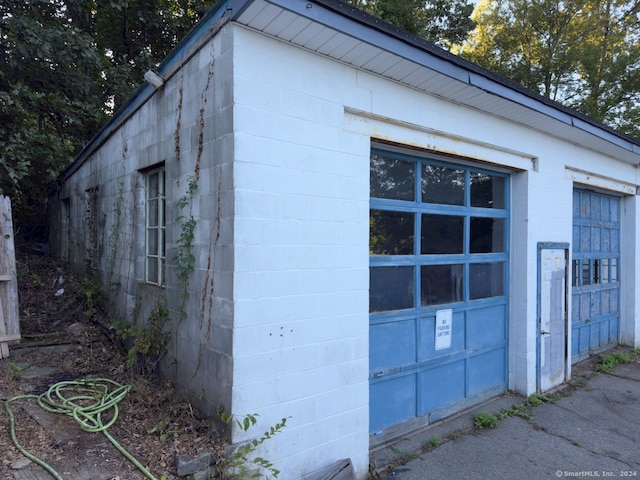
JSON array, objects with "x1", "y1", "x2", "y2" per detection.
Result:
[{"x1": 5, "y1": 378, "x2": 159, "y2": 480}]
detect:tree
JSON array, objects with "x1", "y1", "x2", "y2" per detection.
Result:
[
  {"x1": 0, "y1": 0, "x2": 215, "y2": 240},
  {"x1": 0, "y1": 0, "x2": 108, "y2": 238},
  {"x1": 94, "y1": 0, "x2": 214, "y2": 109},
  {"x1": 457, "y1": 0, "x2": 640, "y2": 139},
  {"x1": 345, "y1": 0, "x2": 477, "y2": 48}
]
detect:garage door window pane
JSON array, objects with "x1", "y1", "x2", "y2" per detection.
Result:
[
  {"x1": 370, "y1": 266, "x2": 414, "y2": 312},
  {"x1": 470, "y1": 262, "x2": 504, "y2": 299},
  {"x1": 611, "y1": 258, "x2": 618, "y2": 282},
  {"x1": 422, "y1": 164, "x2": 464, "y2": 205},
  {"x1": 421, "y1": 214, "x2": 464, "y2": 254},
  {"x1": 470, "y1": 217, "x2": 505, "y2": 253},
  {"x1": 471, "y1": 172, "x2": 505, "y2": 209},
  {"x1": 582, "y1": 261, "x2": 590, "y2": 286},
  {"x1": 370, "y1": 210, "x2": 414, "y2": 255},
  {"x1": 421, "y1": 264, "x2": 463, "y2": 306},
  {"x1": 371, "y1": 155, "x2": 415, "y2": 201}
]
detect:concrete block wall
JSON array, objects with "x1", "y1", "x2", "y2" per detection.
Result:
[
  {"x1": 230, "y1": 27, "x2": 371, "y2": 478},
  {"x1": 163, "y1": 29, "x2": 238, "y2": 415},
  {"x1": 622, "y1": 195, "x2": 640, "y2": 347},
  {"x1": 51, "y1": 25, "x2": 238, "y2": 416}
]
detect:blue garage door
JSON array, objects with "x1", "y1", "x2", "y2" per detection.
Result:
[
  {"x1": 571, "y1": 189, "x2": 620, "y2": 362},
  {"x1": 369, "y1": 149, "x2": 509, "y2": 435}
]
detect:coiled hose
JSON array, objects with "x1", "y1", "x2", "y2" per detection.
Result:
[{"x1": 5, "y1": 378, "x2": 159, "y2": 480}]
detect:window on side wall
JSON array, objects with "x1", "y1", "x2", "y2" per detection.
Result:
[{"x1": 145, "y1": 167, "x2": 165, "y2": 285}]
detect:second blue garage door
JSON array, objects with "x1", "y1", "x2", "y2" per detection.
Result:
[{"x1": 572, "y1": 189, "x2": 620, "y2": 362}]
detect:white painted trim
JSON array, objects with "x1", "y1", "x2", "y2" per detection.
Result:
[
  {"x1": 344, "y1": 107, "x2": 539, "y2": 172},
  {"x1": 565, "y1": 166, "x2": 638, "y2": 195}
]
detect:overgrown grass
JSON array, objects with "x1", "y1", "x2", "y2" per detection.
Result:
[
  {"x1": 474, "y1": 392, "x2": 562, "y2": 430},
  {"x1": 473, "y1": 412, "x2": 499, "y2": 429},
  {"x1": 596, "y1": 350, "x2": 636, "y2": 373}
]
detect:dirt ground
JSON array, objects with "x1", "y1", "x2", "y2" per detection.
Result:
[{"x1": 0, "y1": 253, "x2": 227, "y2": 480}]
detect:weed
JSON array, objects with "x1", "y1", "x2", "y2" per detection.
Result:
[
  {"x1": 428, "y1": 434, "x2": 442, "y2": 449},
  {"x1": 147, "y1": 420, "x2": 176, "y2": 442},
  {"x1": 82, "y1": 277, "x2": 102, "y2": 318},
  {"x1": 390, "y1": 446, "x2": 415, "y2": 463},
  {"x1": 217, "y1": 410, "x2": 288, "y2": 479},
  {"x1": 112, "y1": 298, "x2": 170, "y2": 374},
  {"x1": 368, "y1": 461, "x2": 382, "y2": 480},
  {"x1": 574, "y1": 441, "x2": 583, "y2": 448},
  {"x1": 473, "y1": 412, "x2": 498, "y2": 429},
  {"x1": 31, "y1": 273, "x2": 44, "y2": 287},
  {"x1": 4, "y1": 362, "x2": 29, "y2": 382},
  {"x1": 526, "y1": 393, "x2": 556, "y2": 407},
  {"x1": 570, "y1": 377, "x2": 588, "y2": 388},
  {"x1": 596, "y1": 352, "x2": 633, "y2": 373},
  {"x1": 498, "y1": 403, "x2": 532, "y2": 420},
  {"x1": 525, "y1": 395, "x2": 544, "y2": 407}
]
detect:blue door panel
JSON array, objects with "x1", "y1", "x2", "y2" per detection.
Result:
[
  {"x1": 580, "y1": 226, "x2": 590, "y2": 251},
  {"x1": 589, "y1": 324, "x2": 602, "y2": 350},
  {"x1": 467, "y1": 305, "x2": 506, "y2": 348},
  {"x1": 590, "y1": 293, "x2": 600, "y2": 317},
  {"x1": 418, "y1": 360, "x2": 465, "y2": 414},
  {"x1": 417, "y1": 312, "x2": 465, "y2": 361},
  {"x1": 370, "y1": 320, "x2": 416, "y2": 372},
  {"x1": 571, "y1": 294, "x2": 580, "y2": 322},
  {"x1": 580, "y1": 293, "x2": 590, "y2": 319},
  {"x1": 572, "y1": 326, "x2": 584, "y2": 358},
  {"x1": 370, "y1": 375, "x2": 416, "y2": 433},
  {"x1": 468, "y1": 348, "x2": 506, "y2": 394},
  {"x1": 578, "y1": 326, "x2": 590, "y2": 357},
  {"x1": 602, "y1": 290, "x2": 610, "y2": 314},
  {"x1": 611, "y1": 288, "x2": 620, "y2": 311}
]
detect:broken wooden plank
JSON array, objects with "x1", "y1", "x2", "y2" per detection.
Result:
[
  {"x1": 0, "y1": 295, "x2": 9, "y2": 358},
  {"x1": 303, "y1": 459, "x2": 357, "y2": 480},
  {"x1": 0, "y1": 195, "x2": 20, "y2": 358},
  {"x1": 0, "y1": 333, "x2": 21, "y2": 342}
]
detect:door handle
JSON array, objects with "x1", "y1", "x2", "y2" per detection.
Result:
[{"x1": 541, "y1": 330, "x2": 550, "y2": 335}]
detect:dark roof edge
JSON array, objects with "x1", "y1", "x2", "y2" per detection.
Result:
[{"x1": 307, "y1": 0, "x2": 640, "y2": 153}]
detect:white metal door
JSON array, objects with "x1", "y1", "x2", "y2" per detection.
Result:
[{"x1": 540, "y1": 248, "x2": 567, "y2": 392}]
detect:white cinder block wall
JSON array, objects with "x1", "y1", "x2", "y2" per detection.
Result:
[
  {"x1": 230, "y1": 27, "x2": 371, "y2": 477},
  {"x1": 622, "y1": 195, "x2": 640, "y2": 347}
]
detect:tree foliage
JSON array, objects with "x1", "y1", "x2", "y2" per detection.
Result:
[
  {"x1": 94, "y1": 0, "x2": 214, "y2": 108},
  {"x1": 0, "y1": 0, "x2": 214, "y2": 240},
  {"x1": 345, "y1": 0, "x2": 476, "y2": 48},
  {"x1": 0, "y1": 0, "x2": 106, "y2": 237},
  {"x1": 458, "y1": 0, "x2": 640, "y2": 139}
]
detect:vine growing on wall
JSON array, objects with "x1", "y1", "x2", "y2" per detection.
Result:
[
  {"x1": 174, "y1": 176, "x2": 198, "y2": 319},
  {"x1": 191, "y1": 43, "x2": 218, "y2": 379},
  {"x1": 106, "y1": 181, "x2": 125, "y2": 295}
]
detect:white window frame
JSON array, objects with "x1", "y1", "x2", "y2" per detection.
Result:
[{"x1": 145, "y1": 167, "x2": 165, "y2": 285}]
